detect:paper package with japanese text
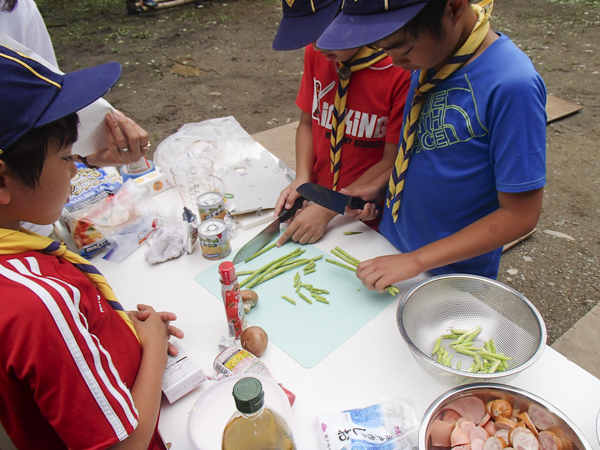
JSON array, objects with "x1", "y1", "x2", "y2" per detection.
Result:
[{"x1": 317, "y1": 397, "x2": 420, "y2": 450}]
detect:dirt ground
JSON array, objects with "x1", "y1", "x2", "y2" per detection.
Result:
[{"x1": 37, "y1": 0, "x2": 600, "y2": 344}]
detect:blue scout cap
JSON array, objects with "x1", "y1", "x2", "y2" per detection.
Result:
[
  {"x1": 316, "y1": 0, "x2": 430, "y2": 50},
  {"x1": 0, "y1": 45, "x2": 121, "y2": 152},
  {"x1": 272, "y1": 0, "x2": 342, "y2": 51}
]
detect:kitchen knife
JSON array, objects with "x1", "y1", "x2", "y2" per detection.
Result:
[
  {"x1": 297, "y1": 183, "x2": 367, "y2": 216},
  {"x1": 232, "y1": 196, "x2": 305, "y2": 264}
]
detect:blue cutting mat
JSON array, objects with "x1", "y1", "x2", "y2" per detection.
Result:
[{"x1": 194, "y1": 243, "x2": 397, "y2": 368}]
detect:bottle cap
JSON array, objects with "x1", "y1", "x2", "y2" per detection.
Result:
[
  {"x1": 232, "y1": 377, "x2": 264, "y2": 414},
  {"x1": 218, "y1": 261, "x2": 236, "y2": 284}
]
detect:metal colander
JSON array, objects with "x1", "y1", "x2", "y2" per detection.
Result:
[{"x1": 397, "y1": 274, "x2": 547, "y2": 386}]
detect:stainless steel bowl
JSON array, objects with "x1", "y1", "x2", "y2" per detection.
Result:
[
  {"x1": 419, "y1": 383, "x2": 592, "y2": 450},
  {"x1": 397, "y1": 274, "x2": 547, "y2": 386}
]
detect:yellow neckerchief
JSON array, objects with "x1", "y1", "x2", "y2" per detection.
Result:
[
  {"x1": 0, "y1": 227, "x2": 138, "y2": 339},
  {"x1": 387, "y1": 0, "x2": 494, "y2": 221},
  {"x1": 329, "y1": 45, "x2": 387, "y2": 191}
]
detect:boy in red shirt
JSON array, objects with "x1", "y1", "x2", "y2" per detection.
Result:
[
  {"x1": 272, "y1": 0, "x2": 411, "y2": 246},
  {"x1": 0, "y1": 47, "x2": 183, "y2": 449}
]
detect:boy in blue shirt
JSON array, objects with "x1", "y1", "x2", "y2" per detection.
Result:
[{"x1": 317, "y1": 0, "x2": 546, "y2": 290}]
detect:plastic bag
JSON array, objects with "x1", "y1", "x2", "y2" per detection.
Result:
[
  {"x1": 317, "y1": 397, "x2": 420, "y2": 450},
  {"x1": 99, "y1": 179, "x2": 164, "y2": 262},
  {"x1": 154, "y1": 116, "x2": 262, "y2": 178},
  {"x1": 61, "y1": 164, "x2": 123, "y2": 258}
]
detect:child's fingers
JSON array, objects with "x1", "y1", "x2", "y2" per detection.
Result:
[
  {"x1": 157, "y1": 311, "x2": 177, "y2": 322},
  {"x1": 167, "y1": 342, "x2": 179, "y2": 357},
  {"x1": 167, "y1": 324, "x2": 184, "y2": 340}
]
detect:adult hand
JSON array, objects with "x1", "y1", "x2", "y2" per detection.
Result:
[
  {"x1": 274, "y1": 176, "x2": 309, "y2": 217},
  {"x1": 356, "y1": 253, "x2": 423, "y2": 293},
  {"x1": 276, "y1": 203, "x2": 337, "y2": 246},
  {"x1": 86, "y1": 110, "x2": 151, "y2": 167},
  {"x1": 128, "y1": 304, "x2": 184, "y2": 357}
]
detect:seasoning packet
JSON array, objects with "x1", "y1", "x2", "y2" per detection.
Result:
[{"x1": 317, "y1": 397, "x2": 419, "y2": 450}]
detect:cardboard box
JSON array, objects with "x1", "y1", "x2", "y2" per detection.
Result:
[{"x1": 162, "y1": 340, "x2": 206, "y2": 404}]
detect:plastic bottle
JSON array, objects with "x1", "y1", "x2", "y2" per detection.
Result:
[
  {"x1": 222, "y1": 377, "x2": 296, "y2": 450},
  {"x1": 218, "y1": 261, "x2": 247, "y2": 339}
]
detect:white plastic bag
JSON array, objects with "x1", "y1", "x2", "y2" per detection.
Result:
[
  {"x1": 317, "y1": 397, "x2": 420, "y2": 450},
  {"x1": 154, "y1": 116, "x2": 262, "y2": 179}
]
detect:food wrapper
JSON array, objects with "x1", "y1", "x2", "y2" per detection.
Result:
[
  {"x1": 317, "y1": 397, "x2": 419, "y2": 450},
  {"x1": 62, "y1": 165, "x2": 163, "y2": 260},
  {"x1": 61, "y1": 164, "x2": 123, "y2": 258}
]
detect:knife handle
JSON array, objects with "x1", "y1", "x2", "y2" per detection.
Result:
[
  {"x1": 348, "y1": 196, "x2": 367, "y2": 210},
  {"x1": 278, "y1": 196, "x2": 305, "y2": 222}
]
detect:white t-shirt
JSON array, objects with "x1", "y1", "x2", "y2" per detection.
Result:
[{"x1": 0, "y1": 0, "x2": 58, "y2": 67}]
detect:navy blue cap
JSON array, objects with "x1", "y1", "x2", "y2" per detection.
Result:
[
  {"x1": 316, "y1": 0, "x2": 429, "y2": 50},
  {"x1": 0, "y1": 45, "x2": 121, "y2": 152},
  {"x1": 273, "y1": 0, "x2": 342, "y2": 51}
]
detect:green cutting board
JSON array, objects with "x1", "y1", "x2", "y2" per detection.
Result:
[{"x1": 194, "y1": 243, "x2": 397, "y2": 368}]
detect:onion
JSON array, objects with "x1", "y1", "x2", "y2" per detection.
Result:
[{"x1": 241, "y1": 326, "x2": 268, "y2": 357}]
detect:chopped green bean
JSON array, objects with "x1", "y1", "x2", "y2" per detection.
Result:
[
  {"x1": 330, "y1": 248, "x2": 359, "y2": 268},
  {"x1": 236, "y1": 270, "x2": 256, "y2": 276},
  {"x1": 334, "y1": 247, "x2": 361, "y2": 266},
  {"x1": 244, "y1": 242, "x2": 276, "y2": 263},
  {"x1": 343, "y1": 231, "x2": 363, "y2": 235},
  {"x1": 240, "y1": 248, "x2": 301, "y2": 288},
  {"x1": 325, "y1": 258, "x2": 357, "y2": 272},
  {"x1": 432, "y1": 337, "x2": 442, "y2": 355},
  {"x1": 451, "y1": 328, "x2": 468, "y2": 335},
  {"x1": 303, "y1": 268, "x2": 316, "y2": 275},
  {"x1": 314, "y1": 296, "x2": 329, "y2": 304},
  {"x1": 252, "y1": 260, "x2": 311, "y2": 287},
  {"x1": 281, "y1": 295, "x2": 296, "y2": 305},
  {"x1": 298, "y1": 292, "x2": 312, "y2": 304}
]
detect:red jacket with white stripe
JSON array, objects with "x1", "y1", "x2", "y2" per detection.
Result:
[{"x1": 0, "y1": 251, "x2": 163, "y2": 449}]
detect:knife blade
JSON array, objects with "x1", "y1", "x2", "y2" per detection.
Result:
[
  {"x1": 297, "y1": 183, "x2": 366, "y2": 215},
  {"x1": 232, "y1": 196, "x2": 305, "y2": 264}
]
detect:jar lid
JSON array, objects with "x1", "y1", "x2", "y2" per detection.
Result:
[{"x1": 232, "y1": 377, "x2": 264, "y2": 414}]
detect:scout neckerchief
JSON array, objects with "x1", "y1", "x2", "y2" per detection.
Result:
[
  {"x1": 329, "y1": 45, "x2": 387, "y2": 191},
  {"x1": 0, "y1": 227, "x2": 138, "y2": 339},
  {"x1": 387, "y1": 0, "x2": 494, "y2": 221}
]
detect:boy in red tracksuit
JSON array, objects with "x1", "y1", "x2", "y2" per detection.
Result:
[
  {"x1": 0, "y1": 46, "x2": 183, "y2": 450},
  {"x1": 272, "y1": 0, "x2": 411, "y2": 246}
]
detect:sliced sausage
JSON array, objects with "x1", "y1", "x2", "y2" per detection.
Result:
[
  {"x1": 443, "y1": 409, "x2": 463, "y2": 424},
  {"x1": 460, "y1": 420, "x2": 477, "y2": 435},
  {"x1": 512, "y1": 429, "x2": 540, "y2": 450},
  {"x1": 546, "y1": 427, "x2": 573, "y2": 450},
  {"x1": 495, "y1": 429, "x2": 510, "y2": 443},
  {"x1": 509, "y1": 426, "x2": 534, "y2": 446},
  {"x1": 446, "y1": 397, "x2": 487, "y2": 424},
  {"x1": 483, "y1": 436, "x2": 507, "y2": 450},
  {"x1": 518, "y1": 412, "x2": 539, "y2": 437},
  {"x1": 528, "y1": 405, "x2": 559, "y2": 431},
  {"x1": 472, "y1": 438, "x2": 486, "y2": 450},
  {"x1": 430, "y1": 419, "x2": 454, "y2": 447},
  {"x1": 470, "y1": 426, "x2": 489, "y2": 442},
  {"x1": 490, "y1": 400, "x2": 513, "y2": 419},
  {"x1": 496, "y1": 416, "x2": 518, "y2": 430},
  {"x1": 479, "y1": 413, "x2": 491, "y2": 427},
  {"x1": 484, "y1": 420, "x2": 497, "y2": 437},
  {"x1": 452, "y1": 426, "x2": 472, "y2": 446},
  {"x1": 538, "y1": 430, "x2": 563, "y2": 450}
]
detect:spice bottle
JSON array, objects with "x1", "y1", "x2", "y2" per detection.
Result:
[
  {"x1": 222, "y1": 377, "x2": 296, "y2": 450},
  {"x1": 218, "y1": 261, "x2": 247, "y2": 339}
]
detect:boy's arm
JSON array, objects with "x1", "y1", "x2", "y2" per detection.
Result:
[
  {"x1": 274, "y1": 110, "x2": 314, "y2": 216},
  {"x1": 110, "y1": 305, "x2": 183, "y2": 450},
  {"x1": 356, "y1": 188, "x2": 544, "y2": 291}
]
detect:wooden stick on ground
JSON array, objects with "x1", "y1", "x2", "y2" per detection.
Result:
[{"x1": 502, "y1": 228, "x2": 537, "y2": 253}]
